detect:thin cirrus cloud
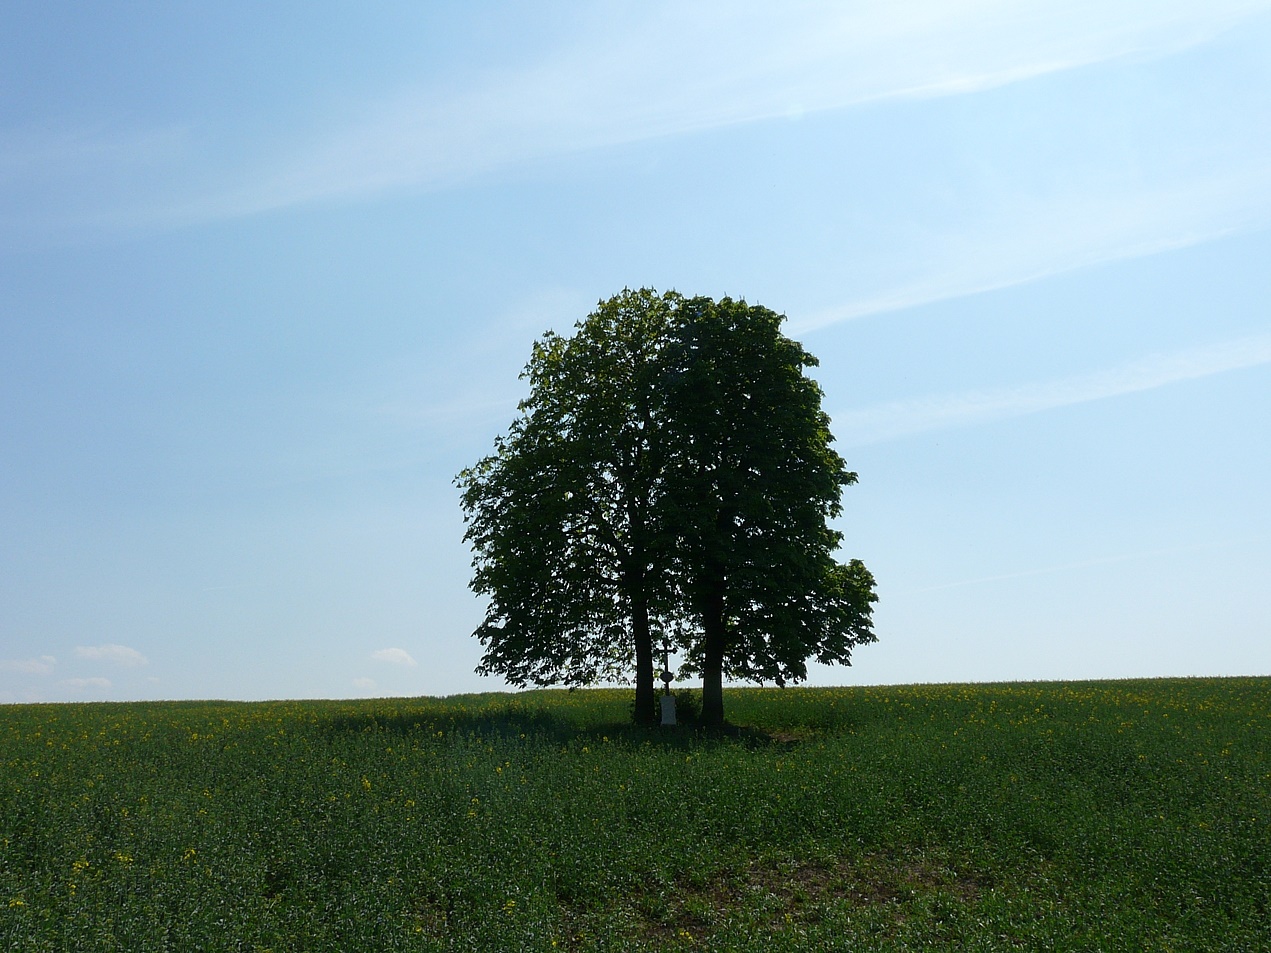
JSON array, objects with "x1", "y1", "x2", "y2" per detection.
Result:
[
  {"x1": 191, "y1": 0, "x2": 1268, "y2": 218},
  {"x1": 0, "y1": 655, "x2": 57, "y2": 675},
  {"x1": 370, "y1": 648, "x2": 417, "y2": 667},
  {"x1": 833, "y1": 331, "x2": 1271, "y2": 446},
  {"x1": 910, "y1": 539, "x2": 1236, "y2": 594},
  {"x1": 789, "y1": 156, "x2": 1271, "y2": 335},
  {"x1": 74, "y1": 644, "x2": 148, "y2": 667},
  {"x1": 5, "y1": 0, "x2": 1268, "y2": 235},
  {"x1": 61, "y1": 677, "x2": 112, "y2": 690}
]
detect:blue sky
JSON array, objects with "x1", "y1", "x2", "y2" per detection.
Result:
[{"x1": 2, "y1": 1, "x2": 1269, "y2": 703}]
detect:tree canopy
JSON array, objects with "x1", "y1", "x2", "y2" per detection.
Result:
[
  {"x1": 456, "y1": 289, "x2": 876, "y2": 725},
  {"x1": 457, "y1": 290, "x2": 678, "y2": 723},
  {"x1": 659, "y1": 296, "x2": 876, "y2": 724}
]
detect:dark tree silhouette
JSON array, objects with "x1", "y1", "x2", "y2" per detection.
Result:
[
  {"x1": 458, "y1": 290, "x2": 876, "y2": 726},
  {"x1": 457, "y1": 289, "x2": 679, "y2": 724},
  {"x1": 661, "y1": 296, "x2": 877, "y2": 726}
]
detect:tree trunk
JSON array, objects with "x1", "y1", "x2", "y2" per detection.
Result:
[
  {"x1": 699, "y1": 583, "x2": 727, "y2": 727},
  {"x1": 630, "y1": 588, "x2": 657, "y2": 726}
]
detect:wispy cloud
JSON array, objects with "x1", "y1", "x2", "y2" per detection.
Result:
[
  {"x1": 370, "y1": 287, "x2": 586, "y2": 434},
  {"x1": 352, "y1": 677, "x2": 376, "y2": 690},
  {"x1": 75, "y1": 644, "x2": 148, "y2": 667},
  {"x1": 834, "y1": 331, "x2": 1271, "y2": 445},
  {"x1": 202, "y1": 0, "x2": 1266, "y2": 218},
  {"x1": 5, "y1": 0, "x2": 1267, "y2": 236},
  {"x1": 61, "y1": 677, "x2": 112, "y2": 690},
  {"x1": 371, "y1": 648, "x2": 417, "y2": 667},
  {"x1": 0, "y1": 655, "x2": 57, "y2": 676},
  {"x1": 910, "y1": 539, "x2": 1238, "y2": 593},
  {"x1": 0, "y1": 124, "x2": 189, "y2": 185},
  {"x1": 380, "y1": 394, "x2": 522, "y2": 430},
  {"x1": 791, "y1": 164, "x2": 1271, "y2": 334}
]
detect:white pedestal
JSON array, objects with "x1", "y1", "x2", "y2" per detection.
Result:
[{"x1": 660, "y1": 694, "x2": 677, "y2": 727}]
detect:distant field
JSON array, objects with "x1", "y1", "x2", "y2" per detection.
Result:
[{"x1": 1, "y1": 678, "x2": 1267, "y2": 951}]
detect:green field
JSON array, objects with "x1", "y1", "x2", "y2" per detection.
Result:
[{"x1": 1, "y1": 678, "x2": 1267, "y2": 951}]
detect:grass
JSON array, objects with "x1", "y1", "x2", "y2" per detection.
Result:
[{"x1": 1, "y1": 678, "x2": 1267, "y2": 951}]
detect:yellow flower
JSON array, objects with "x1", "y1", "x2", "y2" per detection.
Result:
[{"x1": 7, "y1": 898, "x2": 25, "y2": 908}]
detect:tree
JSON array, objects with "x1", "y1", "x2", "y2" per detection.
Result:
[
  {"x1": 660, "y1": 296, "x2": 877, "y2": 726},
  {"x1": 456, "y1": 289, "x2": 680, "y2": 724},
  {"x1": 457, "y1": 289, "x2": 876, "y2": 727}
]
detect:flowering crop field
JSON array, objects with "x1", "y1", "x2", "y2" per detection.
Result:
[{"x1": 1, "y1": 678, "x2": 1267, "y2": 951}]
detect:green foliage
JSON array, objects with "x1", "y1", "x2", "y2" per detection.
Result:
[
  {"x1": 669, "y1": 688, "x2": 702, "y2": 726},
  {"x1": 457, "y1": 289, "x2": 682, "y2": 720},
  {"x1": 1, "y1": 678, "x2": 1268, "y2": 951},
  {"x1": 659, "y1": 296, "x2": 877, "y2": 719},
  {"x1": 457, "y1": 289, "x2": 877, "y2": 725}
]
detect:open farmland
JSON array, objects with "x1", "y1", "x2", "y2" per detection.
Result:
[{"x1": 1, "y1": 678, "x2": 1267, "y2": 951}]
